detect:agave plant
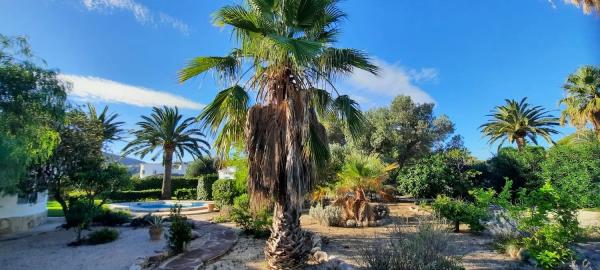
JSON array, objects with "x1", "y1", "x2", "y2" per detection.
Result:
[
  {"x1": 178, "y1": 0, "x2": 376, "y2": 268},
  {"x1": 560, "y1": 66, "x2": 600, "y2": 136},
  {"x1": 480, "y1": 98, "x2": 560, "y2": 151}
]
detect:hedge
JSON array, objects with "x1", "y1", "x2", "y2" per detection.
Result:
[
  {"x1": 174, "y1": 188, "x2": 196, "y2": 200},
  {"x1": 110, "y1": 188, "x2": 197, "y2": 202},
  {"x1": 212, "y1": 179, "x2": 235, "y2": 208},
  {"x1": 130, "y1": 176, "x2": 199, "y2": 191},
  {"x1": 197, "y1": 174, "x2": 218, "y2": 200}
]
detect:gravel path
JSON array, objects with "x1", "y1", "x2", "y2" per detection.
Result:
[{"x1": 0, "y1": 225, "x2": 166, "y2": 270}]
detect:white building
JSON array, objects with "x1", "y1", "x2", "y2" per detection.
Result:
[
  {"x1": 218, "y1": 166, "x2": 237, "y2": 180},
  {"x1": 139, "y1": 163, "x2": 188, "y2": 178},
  {"x1": 0, "y1": 191, "x2": 48, "y2": 235}
]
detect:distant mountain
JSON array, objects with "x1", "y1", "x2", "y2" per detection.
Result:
[{"x1": 103, "y1": 152, "x2": 144, "y2": 165}]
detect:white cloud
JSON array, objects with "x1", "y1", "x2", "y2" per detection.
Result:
[
  {"x1": 59, "y1": 74, "x2": 203, "y2": 110},
  {"x1": 81, "y1": 0, "x2": 189, "y2": 35},
  {"x1": 345, "y1": 58, "x2": 437, "y2": 104}
]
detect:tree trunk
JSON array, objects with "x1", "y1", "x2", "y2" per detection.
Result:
[
  {"x1": 516, "y1": 137, "x2": 526, "y2": 151},
  {"x1": 246, "y1": 68, "x2": 326, "y2": 269},
  {"x1": 162, "y1": 149, "x2": 174, "y2": 200},
  {"x1": 454, "y1": 220, "x2": 460, "y2": 233},
  {"x1": 592, "y1": 111, "x2": 600, "y2": 137}
]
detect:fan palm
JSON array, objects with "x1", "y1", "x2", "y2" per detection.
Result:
[
  {"x1": 559, "y1": 66, "x2": 600, "y2": 136},
  {"x1": 122, "y1": 106, "x2": 209, "y2": 199},
  {"x1": 86, "y1": 103, "x2": 124, "y2": 143},
  {"x1": 178, "y1": 0, "x2": 377, "y2": 268},
  {"x1": 480, "y1": 98, "x2": 559, "y2": 151},
  {"x1": 566, "y1": 0, "x2": 600, "y2": 14}
]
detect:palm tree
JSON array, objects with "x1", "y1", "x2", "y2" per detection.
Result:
[
  {"x1": 480, "y1": 98, "x2": 559, "y2": 151},
  {"x1": 86, "y1": 103, "x2": 124, "y2": 143},
  {"x1": 334, "y1": 153, "x2": 397, "y2": 225},
  {"x1": 178, "y1": 1, "x2": 376, "y2": 268},
  {"x1": 122, "y1": 106, "x2": 209, "y2": 199},
  {"x1": 560, "y1": 66, "x2": 600, "y2": 136},
  {"x1": 566, "y1": 0, "x2": 600, "y2": 14}
]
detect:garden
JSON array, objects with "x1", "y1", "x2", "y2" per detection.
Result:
[{"x1": 1, "y1": 1, "x2": 600, "y2": 270}]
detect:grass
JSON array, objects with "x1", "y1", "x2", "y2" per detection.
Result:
[
  {"x1": 47, "y1": 200, "x2": 64, "y2": 217},
  {"x1": 47, "y1": 199, "x2": 104, "y2": 217}
]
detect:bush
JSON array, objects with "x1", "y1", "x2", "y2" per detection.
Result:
[
  {"x1": 166, "y1": 206, "x2": 192, "y2": 254},
  {"x1": 541, "y1": 142, "x2": 600, "y2": 208},
  {"x1": 358, "y1": 217, "x2": 463, "y2": 270},
  {"x1": 130, "y1": 176, "x2": 199, "y2": 191},
  {"x1": 93, "y1": 208, "x2": 131, "y2": 226},
  {"x1": 309, "y1": 204, "x2": 343, "y2": 227},
  {"x1": 196, "y1": 174, "x2": 218, "y2": 200},
  {"x1": 485, "y1": 146, "x2": 546, "y2": 193},
  {"x1": 66, "y1": 198, "x2": 99, "y2": 242},
  {"x1": 87, "y1": 228, "x2": 119, "y2": 245},
  {"x1": 212, "y1": 179, "x2": 235, "y2": 209},
  {"x1": 174, "y1": 188, "x2": 196, "y2": 200},
  {"x1": 230, "y1": 194, "x2": 271, "y2": 237},
  {"x1": 431, "y1": 195, "x2": 486, "y2": 233},
  {"x1": 185, "y1": 158, "x2": 216, "y2": 177}
]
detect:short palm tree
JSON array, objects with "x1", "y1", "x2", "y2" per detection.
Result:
[
  {"x1": 480, "y1": 98, "x2": 559, "y2": 151},
  {"x1": 122, "y1": 106, "x2": 209, "y2": 199},
  {"x1": 178, "y1": 0, "x2": 376, "y2": 268},
  {"x1": 559, "y1": 65, "x2": 600, "y2": 136},
  {"x1": 86, "y1": 103, "x2": 124, "y2": 143},
  {"x1": 566, "y1": 0, "x2": 600, "y2": 14}
]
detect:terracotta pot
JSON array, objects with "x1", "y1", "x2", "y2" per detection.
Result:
[
  {"x1": 149, "y1": 227, "x2": 162, "y2": 241},
  {"x1": 207, "y1": 203, "x2": 215, "y2": 212}
]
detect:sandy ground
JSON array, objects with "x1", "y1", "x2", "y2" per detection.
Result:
[
  {"x1": 0, "y1": 205, "x2": 597, "y2": 270},
  {"x1": 0, "y1": 222, "x2": 166, "y2": 270}
]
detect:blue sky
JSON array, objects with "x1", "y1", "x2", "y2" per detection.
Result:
[{"x1": 0, "y1": 0, "x2": 598, "y2": 161}]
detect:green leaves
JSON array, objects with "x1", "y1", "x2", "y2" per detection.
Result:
[
  {"x1": 314, "y1": 48, "x2": 378, "y2": 76},
  {"x1": 178, "y1": 55, "x2": 240, "y2": 83},
  {"x1": 197, "y1": 85, "x2": 249, "y2": 156}
]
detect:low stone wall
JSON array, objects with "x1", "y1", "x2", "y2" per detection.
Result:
[{"x1": 0, "y1": 211, "x2": 47, "y2": 235}]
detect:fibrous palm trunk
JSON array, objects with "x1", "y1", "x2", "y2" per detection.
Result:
[
  {"x1": 161, "y1": 148, "x2": 174, "y2": 200},
  {"x1": 247, "y1": 68, "x2": 324, "y2": 269},
  {"x1": 591, "y1": 111, "x2": 600, "y2": 137},
  {"x1": 516, "y1": 137, "x2": 526, "y2": 151}
]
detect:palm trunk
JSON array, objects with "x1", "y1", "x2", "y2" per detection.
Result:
[
  {"x1": 516, "y1": 137, "x2": 526, "y2": 151},
  {"x1": 247, "y1": 68, "x2": 326, "y2": 269},
  {"x1": 592, "y1": 111, "x2": 600, "y2": 137},
  {"x1": 162, "y1": 148, "x2": 174, "y2": 200}
]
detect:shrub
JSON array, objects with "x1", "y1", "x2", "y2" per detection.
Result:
[
  {"x1": 309, "y1": 204, "x2": 343, "y2": 227},
  {"x1": 185, "y1": 158, "x2": 216, "y2": 177},
  {"x1": 229, "y1": 194, "x2": 271, "y2": 237},
  {"x1": 212, "y1": 179, "x2": 235, "y2": 208},
  {"x1": 87, "y1": 228, "x2": 119, "y2": 245},
  {"x1": 541, "y1": 142, "x2": 600, "y2": 208},
  {"x1": 166, "y1": 205, "x2": 192, "y2": 254},
  {"x1": 174, "y1": 188, "x2": 196, "y2": 200},
  {"x1": 196, "y1": 174, "x2": 218, "y2": 200},
  {"x1": 93, "y1": 208, "x2": 131, "y2": 226},
  {"x1": 66, "y1": 198, "x2": 99, "y2": 242},
  {"x1": 431, "y1": 195, "x2": 486, "y2": 233},
  {"x1": 485, "y1": 146, "x2": 546, "y2": 192},
  {"x1": 358, "y1": 217, "x2": 463, "y2": 270},
  {"x1": 110, "y1": 188, "x2": 197, "y2": 201}
]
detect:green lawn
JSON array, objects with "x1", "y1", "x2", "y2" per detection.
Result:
[{"x1": 47, "y1": 200, "x2": 64, "y2": 217}]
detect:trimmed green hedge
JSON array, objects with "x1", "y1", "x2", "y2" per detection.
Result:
[
  {"x1": 197, "y1": 174, "x2": 218, "y2": 200},
  {"x1": 212, "y1": 179, "x2": 235, "y2": 208},
  {"x1": 174, "y1": 188, "x2": 196, "y2": 200},
  {"x1": 130, "y1": 176, "x2": 199, "y2": 191}
]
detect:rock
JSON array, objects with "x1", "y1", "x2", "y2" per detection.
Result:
[
  {"x1": 191, "y1": 230, "x2": 201, "y2": 240},
  {"x1": 345, "y1": 219, "x2": 356, "y2": 227},
  {"x1": 313, "y1": 251, "x2": 328, "y2": 263},
  {"x1": 482, "y1": 205, "x2": 522, "y2": 238}
]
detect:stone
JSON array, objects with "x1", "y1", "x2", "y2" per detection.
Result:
[
  {"x1": 482, "y1": 205, "x2": 522, "y2": 238},
  {"x1": 313, "y1": 251, "x2": 328, "y2": 263},
  {"x1": 191, "y1": 230, "x2": 201, "y2": 240},
  {"x1": 345, "y1": 219, "x2": 356, "y2": 227}
]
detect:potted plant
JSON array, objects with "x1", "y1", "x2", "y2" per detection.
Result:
[{"x1": 148, "y1": 216, "x2": 164, "y2": 241}]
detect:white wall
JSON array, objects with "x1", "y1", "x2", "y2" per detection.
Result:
[
  {"x1": 0, "y1": 191, "x2": 48, "y2": 218},
  {"x1": 139, "y1": 163, "x2": 188, "y2": 178},
  {"x1": 218, "y1": 166, "x2": 237, "y2": 180}
]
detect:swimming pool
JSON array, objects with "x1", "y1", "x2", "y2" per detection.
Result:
[{"x1": 109, "y1": 200, "x2": 208, "y2": 213}]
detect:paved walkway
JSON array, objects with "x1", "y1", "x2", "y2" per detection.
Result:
[{"x1": 159, "y1": 221, "x2": 237, "y2": 270}]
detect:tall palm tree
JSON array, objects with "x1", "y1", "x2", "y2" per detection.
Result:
[
  {"x1": 566, "y1": 0, "x2": 600, "y2": 14},
  {"x1": 480, "y1": 98, "x2": 559, "y2": 151},
  {"x1": 178, "y1": 0, "x2": 376, "y2": 268},
  {"x1": 122, "y1": 106, "x2": 209, "y2": 199},
  {"x1": 86, "y1": 103, "x2": 124, "y2": 143},
  {"x1": 559, "y1": 66, "x2": 600, "y2": 136}
]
